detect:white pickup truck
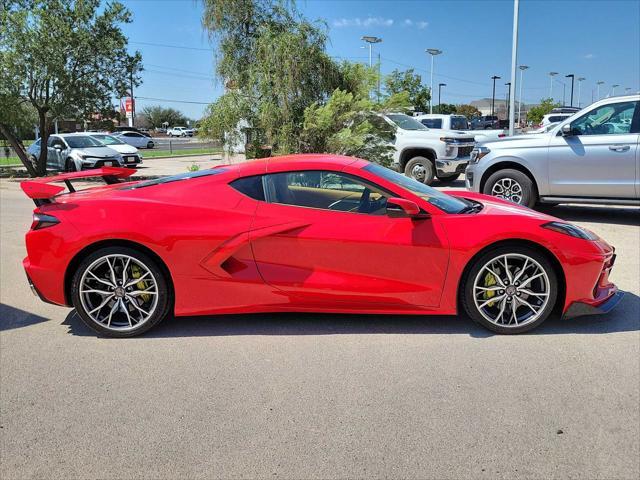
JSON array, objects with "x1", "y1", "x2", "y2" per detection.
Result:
[
  {"x1": 382, "y1": 113, "x2": 476, "y2": 185},
  {"x1": 415, "y1": 114, "x2": 509, "y2": 143}
]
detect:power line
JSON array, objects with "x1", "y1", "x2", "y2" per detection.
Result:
[
  {"x1": 131, "y1": 41, "x2": 213, "y2": 52},
  {"x1": 135, "y1": 95, "x2": 211, "y2": 105},
  {"x1": 145, "y1": 69, "x2": 215, "y2": 81}
]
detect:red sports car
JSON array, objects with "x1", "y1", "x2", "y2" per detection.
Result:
[{"x1": 21, "y1": 155, "x2": 621, "y2": 337}]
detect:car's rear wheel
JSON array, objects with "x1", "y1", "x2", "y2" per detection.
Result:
[
  {"x1": 404, "y1": 156, "x2": 435, "y2": 185},
  {"x1": 147, "y1": 141, "x2": 154, "y2": 149},
  {"x1": 461, "y1": 246, "x2": 558, "y2": 334},
  {"x1": 483, "y1": 169, "x2": 536, "y2": 208},
  {"x1": 436, "y1": 173, "x2": 460, "y2": 184},
  {"x1": 71, "y1": 247, "x2": 171, "y2": 337},
  {"x1": 65, "y1": 158, "x2": 77, "y2": 172}
]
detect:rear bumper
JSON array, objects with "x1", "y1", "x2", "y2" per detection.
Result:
[{"x1": 563, "y1": 290, "x2": 624, "y2": 319}]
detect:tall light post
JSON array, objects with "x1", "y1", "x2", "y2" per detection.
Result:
[
  {"x1": 491, "y1": 75, "x2": 501, "y2": 117},
  {"x1": 565, "y1": 74, "x2": 575, "y2": 106},
  {"x1": 508, "y1": 0, "x2": 520, "y2": 136},
  {"x1": 361, "y1": 36, "x2": 382, "y2": 68},
  {"x1": 577, "y1": 77, "x2": 585, "y2": 107},
  {"x1": 625, "y1": 87, "x2": 632, "y2": 93},
  {"x1": 505, "y1": 82, "x2": 512, "y2": 120},
  {"x1": 612, "y1": 84, "x2": 620, "y2": 96},
  {"x1": 438, "y1": 83, "x2": 446, "y2": 112},
  {"x1": 596, "y1": 80, "x2": 604, "y2": 99},
  {"x1": 426, "y1": 48, "x2": 442, "y2": 114},
  {"x1": 518, "y1": 65, "x2": 529, "y2": 126},
  {"x1": 548, "y1": 72, "x2": 558, "y2": 99}
]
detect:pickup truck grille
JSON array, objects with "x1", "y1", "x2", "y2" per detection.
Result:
[{"x1": 457, "y1": 146, "x2": 473, "y2": 158}]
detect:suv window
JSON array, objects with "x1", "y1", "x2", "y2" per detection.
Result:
[
  {"x1": 570, "y1": 101, "x2": 638, "y2": 135},
  {"x1": 450, "y1": 117, "x2": 469, "y2": 130},
  {"x1": 421, "y1": 118, "x2": 443, "y2": 129},
  {"x1": 264, "y1": 170, "x2": 391, "y2": 215}
]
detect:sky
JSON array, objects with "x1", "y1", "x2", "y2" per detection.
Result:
[{"x1": 120, "y1": 0, "x2": 640, "y2": 119}]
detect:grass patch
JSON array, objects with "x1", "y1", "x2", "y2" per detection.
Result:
[
  {"x1": 143, "y1": 148, "x2": 222, "y2": 159},
  {"x1": 0, "y1": 156, "x2": 21, "y2": 166}
]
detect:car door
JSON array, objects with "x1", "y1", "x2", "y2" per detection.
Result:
[
  {"x1": 249, "y1": 169, "x2": 449, "y2": 308},
  {"x1": 547, "y1": 100, "x2": 639, "y2": 198},
  {"x1": 46, "y1": 136, "x2": 67, "y2": 170}
]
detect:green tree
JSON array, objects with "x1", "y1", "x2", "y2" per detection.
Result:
[
  {"x1": 384, "y1": 69, "x2": 431, "y2": 113},
  {"x1": 141, "y1": 105, "x2": 189, "y2": 129},
  {"x1": 527, "y1": 97, "x2": 561, "y2": 125},
  {"x1": 0, "y1": 0, "x2": 142, "y2": 176},
  {"x1": 455, "y1": 104, "x2": 481, "y2": 119},
  {"x1": 432, "y1": 103, "x2": 457, "y2": 115}
]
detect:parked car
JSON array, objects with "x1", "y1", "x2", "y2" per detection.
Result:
[
  {"x1": 465, "y1": 94, "x2": 640, "y2": 207},
  {"x1": 20, "y1": 155, "x2": 621, "y2": 337},
  {"x1": 539, "y1": 113, "x2": 574, "y2": 128},
  {"x1": 416, "y1": 114, "x2": 508, "y2": 143},
  {"x1": 113, "y1": 131, "x2": 155, "y2": 149},
  {"x1": 26, "y1": 133, "x2": 124, "y2": 172},
  {"x1": 90, "y1": 133, "x2": 143, "y2": 168},
  {"x1": 167, "y1": 126, "x2": 194, "y2": 137},
  {"x1": 470, "y1": 115, "x2": 500, "y2": 130},
  {"x1": 380, "y1": 113, "x2": 476, "y2": 185},
  {"x1": 113, "y1": 126, "x2": 152, "y2": 138}
]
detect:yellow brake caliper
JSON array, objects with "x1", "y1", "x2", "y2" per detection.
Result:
[
  {"x1": 131, "y1": 264, "x2": 151, "y2": 303},
  {"x1": 483, "y1": 272, "x2": 497, "y2": 307}
]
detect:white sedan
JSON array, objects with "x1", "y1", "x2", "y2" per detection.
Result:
[
  {"x1": 90, "y1": 133, "x2": 143, "y2": 167},
  {"x1": 113, "y1": 131, "x2": 155, "y2": 149}
]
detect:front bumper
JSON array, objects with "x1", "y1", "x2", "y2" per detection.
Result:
[
  {"x1": 436, "y1": 156, "x2": 469, "y2": 176},
  {"x1": 464, "y1": 163, "x2": 481, "y2": 191},
  {"x1": 564, "y1": 290, "x2": 624, "y2": 319}
]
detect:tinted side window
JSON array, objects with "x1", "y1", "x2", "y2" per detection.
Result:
[
  {"x1": 571, "y1": 101, "x2": 637, "y2": 135},
  {"x1": 230, "y1": 176, "x2": 265, "y2": 201},
  {"x1": 421, "y1": 119, "x2": 443, "y2": 129},
  {"x1": 264, "y1": 170, "x2": 390, "y2": 215}
]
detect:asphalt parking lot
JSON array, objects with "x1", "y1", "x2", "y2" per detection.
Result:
[{"x1": 1, "y1": 175, "x2": 639, "y2": 479}]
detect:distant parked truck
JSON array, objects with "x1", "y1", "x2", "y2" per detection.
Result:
[
  {"x1": 415, "y1": 114, "x2": 508, "y2": 143},
  {"x1": 167, "y1": 126, "x2": 194, "y2": 137},
  {"x1": 470, "y1": 115, "x2": 500, "y2": 130}
]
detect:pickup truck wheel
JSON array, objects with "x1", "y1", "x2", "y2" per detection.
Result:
[
  {"x1": 404, "y1": 156, "x2": 435, "y2": 185},
  {"x1": 436, "y1": 173, "x2": 460, "y2": 184},
  {"x1": 483, "y1": 169, "x2": 537, "y2": 208}
]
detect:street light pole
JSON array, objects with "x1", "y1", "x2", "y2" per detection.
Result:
[
  {"x1": 565, "y1": 74, "x2": 575, "y2": 106},
  {"x1": 508, "y1": 0, "x2": 520, "y2": 136},
  {"x1": 491, "y1": 75, "x2": 501, "y2": 117},
  {"x1": 518, "y1": 65, "x2": 528, "y2": 126},
  {"x1": 577, "y1": 77, "x2": 585, "y2": 107},
  {"x1": 597, "y1": 81, "x2": 604, "y2": 99},
  {"x1": 361, "y1": 36, "x2": 382, "y2": 68},
  {"x1": 548, "y1": 72, "x2": 558, "y2": 99},
  {"x1": 426, "y1": 48, "x2": 442, "y2": 114},
  {"x1": 612, "y1": 84, "x2": 620, "y2": 96},
  {"x1": 505, "y1": 82, "x2": 512, "y2": 119},
  {"x1": 438, "y1": 83, "x2": 446, "y2": 111}
]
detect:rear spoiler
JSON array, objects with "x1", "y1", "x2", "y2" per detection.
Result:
[{"x1": 20, "y1": 167, "x2": 135, "y2": 206}]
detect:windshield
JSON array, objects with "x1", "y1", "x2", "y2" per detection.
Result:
[
  {"x1": 64, "y1": 136, "x2": 105, "y2": 148},
  {"x1": 386, "y1": 114, "x2": 428, "y2": 131},
  {"x1": 91, "y1": 134, "x2": 124, "y2": 145},
  {"x1": 451, "y1": 116, "x2": 469, "y2": 130},
  {"x1": 364, "y1": 163, "x2": 469, "y2": 214}
]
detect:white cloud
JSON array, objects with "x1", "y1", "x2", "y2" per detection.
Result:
[
  {"x1": 332, "y1": 17, "x2": 394, "y2": 28},
  {"x1": 416, "y1": 21, "x2": 429, "y2": 29},
  {"x1": 402, "y1": 19, "x2": 428, "y2": 29},
  {"x1": 584, "y1": 53, "x2": 595, "y2": 59}
]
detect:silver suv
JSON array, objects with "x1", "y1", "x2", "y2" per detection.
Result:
[{"x1": 465, "y1": 94, "x2": 639, "y2": 207}]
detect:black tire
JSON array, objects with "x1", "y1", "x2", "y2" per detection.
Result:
[
  {"x1": 460, "y1": 245, "x2": 558, "y2": 334},
  {"x1": 65, "y1": 158, "x2": 77, "y2": 172},
  {"x1": 483, "y1": 169, "x2": 537, "y2": 208},
  {"x1": 404, "y1": 156, "x2": 435, "y2": 185},
  {"x1": 70, "y1": 246, "x2": 171, "y2": 337},
  {"x1": 436, "y1": 173, "x2": 460, "y2": 184},
  {"x1": 147, "y1": 141, "x2": 154, "y2": 149}
]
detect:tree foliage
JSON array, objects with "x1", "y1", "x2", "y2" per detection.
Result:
[
  {"x1": 527, "y1": 97, "x2": 561, "y2": 125},
  {"x1": 432, "y1": 103, "x2": 457, "y2": 115},
  {"x1": 141, "y1": 105, "x2": 189, "y2": 129},
  {"x1": 0, "y1": 0, "x2": 141, "y2": 176},
  {"x1": 455, "y1": 104, "x2": 481, "y2": 119},
  {"x1": 384, "y1": 69, "x2": 431, "y2": 113}
]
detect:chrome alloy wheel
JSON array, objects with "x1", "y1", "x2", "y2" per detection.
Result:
[
  {"x1": 472, "y1": 253, "x2": 550, "y2": 328},
  {"x1": 410, "y1": 163, "x2": 427, "y2": 182},
  {"x1": 79, "y1": 254, "x2": 159, "y2": 332},
  {"x1": 491, "y1": 177, "x2": 523, "y2": 204}
]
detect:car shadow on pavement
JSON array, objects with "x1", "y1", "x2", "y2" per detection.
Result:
[
  {"x1": 62, "y1": 291, "x2": 640, "y2": 338},
  {"x1": 538, "y1": 204, "x2": 640, "y2": 226},
  {"x1": 0, "y1": 303, "x2": 50, "y2": 331}
]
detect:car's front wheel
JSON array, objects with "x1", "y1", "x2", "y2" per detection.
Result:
[
  {"x1": 71, "y1": 247, "x2": 171, "y2": 337},
  {"x1": 483, "y1": 169, "x2": 537, "y2": 208},
  {"x1": 404, "y1": 156, "x2": 435, "y2": 185},
  {"x1": 461, "y1": 246, "x2": 558, "y2": 334},
  {"x1": 147, "y1": 141, "x2": 154, "y2": 149}
]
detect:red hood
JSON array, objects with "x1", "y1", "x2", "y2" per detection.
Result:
[{"x1": 445, "y1": 190, "x2": 559, "y2": 222}]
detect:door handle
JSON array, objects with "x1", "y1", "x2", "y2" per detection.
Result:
[{"x1": 609, "y1": 145, "x2": 630, "y2": 152}]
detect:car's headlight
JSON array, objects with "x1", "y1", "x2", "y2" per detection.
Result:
[
  {"x1": 469, "y1": 146, "x2": 490, "y2": 164},
  {"x1": 541, "y1": 221, "x2": 598, "y2": 240}
]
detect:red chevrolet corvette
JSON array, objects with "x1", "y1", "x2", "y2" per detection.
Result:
[{"x1": 21, "y1": 154, "x2": 621, "y2": 337}]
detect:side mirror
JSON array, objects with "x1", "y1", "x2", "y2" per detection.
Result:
[
  {"x1": 561, "y1": 123, "x2": 573, "y2": 136},
  {"x1": 386, "y1": 197, "x2": 428, "y2": 219},
  {"x1": 53, "y1": 144, "x2": 63, "y2": 150}
]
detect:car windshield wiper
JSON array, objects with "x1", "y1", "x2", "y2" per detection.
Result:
[{"x1": 458, "y1": 200, "x2": 484, "y2": 214}]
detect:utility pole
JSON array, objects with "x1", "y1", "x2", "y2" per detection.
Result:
[
  {"x1": 362, "y1": 36, "x2": 382, "y2": 101},
  {"x1": 377, "y1": 52, "x2": 381, "y2": 103},
  {"x1": 491, "y1": 75, "x2": 501, "y2": 117},
  {"x1": 508, "y1": 0, "x2": 519, "y2": 136},
  {"x1": 129, "y1": 69, "x2": 135, "y2": 127},
  {"x1": 426, "y1": 48, "x2": 443, "y2": 114},
  {"x1": 577, "y1": 77, "x2": 585, "y2": 107},
  {"x1": 438, "y1": 83, "x2": 446, "y2": 112},
  {"x1": 597, "y1": 81, "x2": 604, "y2": 99},
  {"x1": 518, "y1": 65, "x2": 528, "y2": 127},
  {"x1": 505, "y1": 82, "x2": 512, "y2": 119},
  {"x1": 565, "y1": 74, "x2": 575, "y2": 106},
  {"x1": 549, "y1": 72, "x2": 558, "y2": 99}
]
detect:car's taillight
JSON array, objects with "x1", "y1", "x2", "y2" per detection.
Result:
[{"x1": 31, "y1": 213, "x2": 60, "y2": 230}]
